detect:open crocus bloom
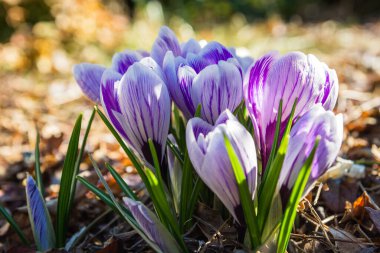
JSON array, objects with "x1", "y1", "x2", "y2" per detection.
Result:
[
  {"x1": 278, "y1": 105, "x2": 343, "y2": 203},
  {"x1": 244, "y1": 51, "x2": 339, "y2": 170},
  {"x1": 186, "y1": 110, "x2": 257, "y2": 223},
  {"x1": 100, "y1": 61, "x2": 171, "y2": 165},
  {"x1": 164, "y1": 42, "x2": 244, "y2": 123}
]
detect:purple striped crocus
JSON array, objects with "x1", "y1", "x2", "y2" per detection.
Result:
[
  {"x1": 99, "y1": 61, "x2": 171, "y2": 165},
  {"x1": 123, "y1": 198, "x2": 182, "y2": 253},
  {"x1": 163, "y1": 43, "x2": 243, "y2": 124},
  {"x1": 186, "y1": 110, "x2": 257, "y2": 223},
  {"x1": 244, "y1": 51, "x2": 339, "y2": 170},
  {"x1": 278, "y1": 105, "x2": 343, "y2": 203}
]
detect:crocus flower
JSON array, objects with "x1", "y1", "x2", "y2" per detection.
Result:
[
  {"x1": 164, "y1": 42, "x2": 243, "y2": 123},
  {"x1": 278, "y1": 105, "x2": 343, "y2": 203},
  {"x1": 186, "y1": 110, "x2": 257, "y2": 223},
  {"x1": 123, "y1": 198, "x2": 182, "y2": 253},
  {"x1": 100, "y1": 61, "x2": 171, "y2": 165},
  {"x1": 244, "y1": 51, "x2": 339, "y2": 169}
]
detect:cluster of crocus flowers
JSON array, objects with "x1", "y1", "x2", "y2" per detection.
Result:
[{"x1": 74, "y1": 26, "x2": 343, "y2": 251}]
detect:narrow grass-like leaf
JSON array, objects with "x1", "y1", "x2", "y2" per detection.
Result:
[
  {"x1": 34, "y1": 131, "x2": 44, "y2": 196},
  {"x1": 77, "y1": 176, "x2": 117, "y2": 210},
  {"x1": 105, "y1": 163, "x2": 137, "y2": 200},
  {"x1": 186, "y1": 177, "x2": 203, "y2": 221},
  {"x1": 88, "y1": 156, "x2": 165, "y2": 253},
  {"x1": 265, "y1": 100, "x2": 283, "y2": 172},
  {"x1": 258, "y1": 99, "x2": 298, "y2": 232},
  {"x1": 194, "y1": 104, "x2": 202, "y2": 118},
  {"x1": 179, "y1": 151, "x2": 194, "y2": 232},
  {"x1": 0, "y1": 204, "x2": 29, "y2": 245},
  {"x1": 224, "y1": 135, "x2": 260, "y2": 249},
  {"x1": 26, "y1": 176, "x2": 55, "y2": 251},
  {"x1": 69, "y1": 109, "x2": 95, "y2": 210},
  {"x1": 277, "y1": 138, "x2": 320, "y2": 253},
  {"x1": 173, "y1": 106, "x2": 186, "y2": 151},
  {"x1": 166, "y1": 138, "x2": 184, "y2": 165},
  {"x1": 148, "y1": 139, "x2": 165, "y2": 188},
  {"x1": 56, "y1": 114, "x2": 82, "y2": 247}
]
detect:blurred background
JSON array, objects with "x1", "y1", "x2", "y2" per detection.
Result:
[{"x1": 1, "y1": 1, "x2": 380, "y2": 250}]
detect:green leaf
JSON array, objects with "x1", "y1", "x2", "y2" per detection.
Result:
[
  {"x1": 105, "y1": 163, "x2": 138, "y2": 200},
  {"x1": 88, "y1": 156, "x2": 165, "y2": 253},
  {"x1": 0, "y1": 204, "x2": 29, "y2": 245},
  {"x1": 224, "y1": 134, "x2": 261, "y2": 249},
  {"x1": 194, "y1": 104, "x2": 202, "y2": 118},
  {"x1": 77, "y1": 176, "x2": 118, "y2": 212},
  {"x1": 34, "y1": 131, "x2": 44, "y2": 196},
  {"x1": 258, "y1": 99, "x2": 297, "y2": 233},
  {"x1": 277, "y1": 138, "x2": 320, "y2": 253},
  {"x1": 173, "y1": 106, "x2": 186, "y2": 151},
  {"x1": 179, "y1": 151, "x2": 194, "y2": 232},
  {"x1": 166, "y1": 138, "x2": 184, "y2": 165},
  {"x1": 56, "y1": 114, "x2": 82, "y2": 247}
]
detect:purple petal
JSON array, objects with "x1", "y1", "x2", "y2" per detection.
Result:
[
  {"x1": 26, "y1": 176, "x2": 55, "y2": 251},
  {"x1": 100, "y1": 69, "x2": 127, "y2": 139},
  {"x1": 163, "y1": 51, "x2": 194, "y2": 119},
  {"x1": 73, "y1": 63, "x2": 106, "y2": 103},
  {"x1": 278, "y1": 105, "x2": 343, "y2": 202},
  {"x1": 192, "y1": 61, "x2": 243, "y2": 124},
  {"x1": 117, "y1": 62, "x2": 171, "y2": 162},
  {"x1": 123, "y1": 198, "x2": 182, "y2": 253},
  {"x1": 200, "y1": 41, "x2": 234, "y2": 65},
  {"x1": 181, "y1": 39, "x2": 202, "y2": 56},
  {"x1": 111, "y1": 50, "x2": 142, "y2": 74},
  {"x1": 139, "y1": 57, "x2": 165, "y2": 82},
  {"x1": 151, "y1": 26, "x2": 181, "y2": 66}
]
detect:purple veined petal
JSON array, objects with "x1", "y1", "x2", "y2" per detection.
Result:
[
  {"x1": 73, "y1": 63, "x2": 106, "y2": 103},
  {"x1": 191, "y1": 61, "x2": 243, "y2": 124},
  {"x1": 117, "y1": 62, "x2": 171, "y2": 162},
  {"x1": 137, "y1": 50, "x2": 150, "y2": 58},
  {"x1": 186, "y1": 53, "x2": 210, "y2": 73},
  {"x1": 181, "y1": 38, "x2": 202, "y2": 56},
  {"x1": 186, "y1": 110, "x2": 257, "y2": 223},
  {"x1": 319, "y1": 66, "x2": 339, "y2": 110},
  {"x1": 177, "y1": 65, "x2": 198, "y2": 116},
  {"x1": 111, "y1": 50, "x2": 143, "y2": 74},
  {"x1": 123, "y1": 198, "x2": 182, "y2": 253},
  {"x1": 186, "y1": 117, "x2": 213, "y2": 170},
  {"x1": 151, "y1": 26, "x2": 181, "y2": 66},
  {"x1": 139, "y1": 57, "x2": 166, "y2": 82},
  {"x1": 199, "y1": 41, "x2": 234, "y2": 65},
  {"x1": 26, "y1": 176, "x2": 55, "y2": 251},
  {"x1": 278, "y1": 105, "x2": 343, "y2": 203},
  {"x1": 163, "y1": 51, "x2": 195, "y2": 119},
  {"x1": 244, "y1": 52, "x2": 277, "y2": 162},
  {"x1": 100, "y1": 69, "x2": 128, "y2": 140}
]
